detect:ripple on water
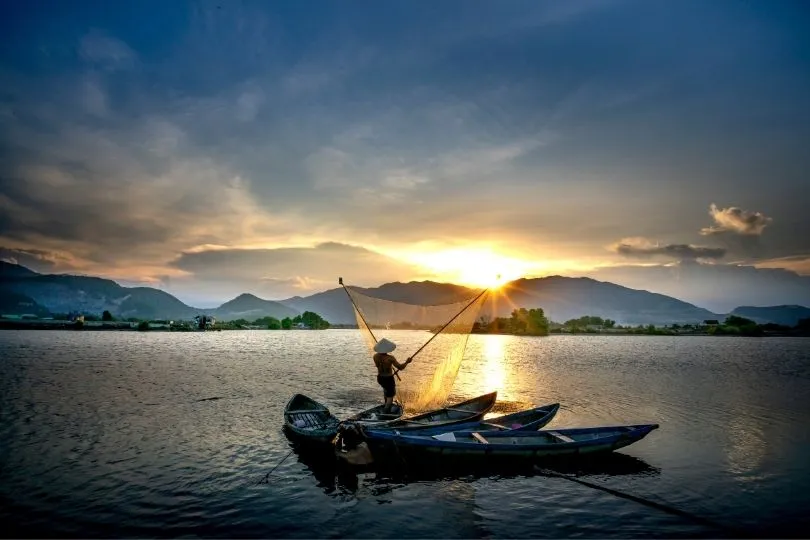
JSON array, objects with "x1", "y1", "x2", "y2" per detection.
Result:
[{"x1": 1, "y1": 331, "x2": 809, "y2": 537}]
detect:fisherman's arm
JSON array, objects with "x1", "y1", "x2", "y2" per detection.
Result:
[{"x1": 392, "y1": 357, "x2": 413, "y2": 370}]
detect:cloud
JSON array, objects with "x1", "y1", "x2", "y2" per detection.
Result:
[
  {"x1": 753, "y1": 255, "x2": 810, "y2": 276},
  {"x1": 0, "y1": 246, "x2": 79, "y2": 272},
  {"x1": 381, "y1": 172, "x2": 430, "y2": 190},
  {"x1": 235, "y1": 87, "x2": 264, "y2": 122},
  {"x1": 79, "y1": 31, "x2": 137, "y2": 69},
  {"x1": 612, "y1": 238, "x2": 726, "y2": 260},
  {"x1": 80, "y1": 76, "x2": 108, "y2": 117},
  {"x1": 162, "y1": 242, "x2": 425, "y2": 303},
  {"x1": 0, "y1": 29, "x2": 309, "y2": 265},
  {"x1": 305, "y1": 132, "x2": 546, "y2": 199},
  {"x1": 2, "y1": 1, "x2": 810, "y2": 306},
  {"x1": 700, "y1": 203, "x2": 773, "y2": 236},
  {"x1": 260, "y1": 275, "x2": 318, "y2": 291},
  {"x1": 2, "y1": 152, "x2": 288, "y2": 255}
]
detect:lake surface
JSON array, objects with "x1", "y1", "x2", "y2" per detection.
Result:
[{"x1": 1, "y1": 330, "x2": 809, "y2": 538}]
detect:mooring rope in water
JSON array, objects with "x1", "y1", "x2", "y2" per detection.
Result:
[
  {"x1": 534, "y1": 467, "x2": 751, "y2": 538},
  {"x1": 258, "y1": 450, "x2": 294, "y2": 484}
]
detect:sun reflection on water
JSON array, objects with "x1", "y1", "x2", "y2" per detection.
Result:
[
  {"x1": 725, "y1": 415, "x2": 768, "y2": 482},
  {"x1": 481, "y1": 335, "x2": 509, "y2": 400}
]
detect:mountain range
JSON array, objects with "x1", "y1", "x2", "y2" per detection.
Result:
[{"x1": 1, "y1": 261, "x2": 808, "y2": 326}]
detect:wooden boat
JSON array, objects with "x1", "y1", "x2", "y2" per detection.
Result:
[
  {"x1": 283, "y1": 394, "x2": 341, "y2": 444},
  {"x1": 344, "y1": 402, "x2": 404, "y2": 425},
  {"x1": 286, "y1": 391, "x2": 497, "y2": 444},
  {"x1": 365, "y1": 391, "x2": 498, "y2": 431},
  {"x1": 365, "y1": 403, "x2": 560, "y2": 436},
  {"x1": 364, "y1": 424, "x2": 659, "y2": 461},
  {"x1": 284, "y1": 395, "x2": 406, "y2": 443}
]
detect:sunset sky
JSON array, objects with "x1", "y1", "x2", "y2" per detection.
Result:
[{"x1": 1, "y1": 0, "x2": 809, "y2": 311}]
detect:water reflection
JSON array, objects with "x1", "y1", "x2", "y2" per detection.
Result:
[
  {"x1": 289, "y1": 437, "x2": 660, "y2": 498},
  {"x1": 482, "y1": 336, "x2": 507, "y2": 396},
  {"x1": 725, "y1": 416, "x2": 768, "y2": 481},
  {"x1": 390, "y1": 451, "x2": 661, "y2": 483},
  {"x1": 4, "y1": 331, "x2": 810, "y2": 538}
]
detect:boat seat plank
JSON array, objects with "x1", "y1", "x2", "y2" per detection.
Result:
[
  {"x1": 481, "y1": 422, "x2": 508, "y2": 430},
  {"x1": 471, "y1": 432, "x2": 489, "y2": 444},
  {"x1": 400, "y1": 420, "x2": 435, "y2": 426},
  {"x1": 547, "y1": 430, "x2": 575, "y2": 443}
]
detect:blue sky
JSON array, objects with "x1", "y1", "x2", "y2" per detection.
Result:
[{"x1": 1, "y1": 0, "x2": 809, "y2": 309}]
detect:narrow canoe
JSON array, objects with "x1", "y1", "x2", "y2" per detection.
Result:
[
  {"x1": 344, "y1": 402, "x2": 404, "y2": 425},
  {"x1": 284, "y1": 395, "x2": 405, "y2": 443},
  {"x1": 283, "y1": 394, "x2": 341, "y2": 444},
  {"x1": 366, "y1": 423, "x2": 659, "y2": 460},
  {"x1": 368, "y1": 391, "x2": 498, "y2": 431},
  {"x1": 365, "y1": 403, "x2": 560, "y2": 437}
]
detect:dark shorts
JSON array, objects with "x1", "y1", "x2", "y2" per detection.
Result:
[{"x1": 377, "y1": 375, "x2": 396, "y2": 398}]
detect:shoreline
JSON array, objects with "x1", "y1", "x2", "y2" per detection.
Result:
[{"x1": 2, "y1": 320, "x2": 806, "y2": 337}]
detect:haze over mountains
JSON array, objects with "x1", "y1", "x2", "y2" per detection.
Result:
[{"x1": 2, "y1": 261, "x2": 808, "y2": 326}]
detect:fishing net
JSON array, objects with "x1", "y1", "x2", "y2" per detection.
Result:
[{"x1": 341, "y1": 281, "x2": 489, "y2": 412}]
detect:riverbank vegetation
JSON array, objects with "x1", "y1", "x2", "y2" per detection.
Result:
[
  {"x1": 3, "y1": 309, "x2": 808, "y2": 337},
  {"x1": 0, "y1": 311, "x2": 332, "y2": 331},
  {"x1": 549, "y1": 314, "x2": 810, "y2": 337},
  {"x1": 473, "y1": 308, "x2": 550, "y2": 336}
]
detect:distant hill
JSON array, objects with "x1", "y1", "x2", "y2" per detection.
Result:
[
  {"x1": 1, "y1": 261, "x2": 777, "y2": 326},
  {"x1": 0, "y1": 262, "x2": 300, "y2": 321},
  {"x1": 729, "y1": 305, "x2": 810, "y2": 326},
  {"x1": 280, "y1": 281, "x2": 479, "y2": 324},
  {"x1": 116, "y1": 287, "x2": 202, "y2": 320},
  {"x1": 0, "y1": 261, "x2": 38, "y2": 279},
  {"x1": 0, "y1": 290, "x2": 51, "y2": 316},
  {"x1": 484, "y1": 277, "x2": 720, "y2": 325},
  {"x1": 363, "y1": 281, "x2": 477, "y2": 305},
  {"x1": 213, "y1": 293, "x2": 298, "y2": 321},
  {"x1": 281, "y1": 289, "x2": 355, "y2": 324},
  {"x1": 282, "y1": 277, "x2": 721, "y2": 326},
  {"x1": 0, "y1": 268, "x2": 200, "y2": 319}
]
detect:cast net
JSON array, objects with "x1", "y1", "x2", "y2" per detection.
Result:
[{"x1": 342, "y1": 281, "x2": 489, "y2": 412}]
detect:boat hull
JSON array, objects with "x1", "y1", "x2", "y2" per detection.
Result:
[
  {"x1": 344, "y1": 402, "x2": 404, "y2": 426},
  {"x1": 286, "y1": 391, "x2": 500, "y2": 446},
  {"x1": 366, "y1": 403, "x2": 560, "y2": 437},
  {"x1": 366, "y1": 424, "x2": 659, "y2": 462},
  {"x1": 283, "y1": 394, "x2": 341, "y2": 444},
  {"x1": 368, "y1": 391, "x2": 498, "y2": 431}
]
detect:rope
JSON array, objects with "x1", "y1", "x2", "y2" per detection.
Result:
[
  {"x1": 534, "y1": 467, "x2": 752, "y2": 537},
  {"x1": 258, "y1": 450, "x2": 294, "y2": 484}
]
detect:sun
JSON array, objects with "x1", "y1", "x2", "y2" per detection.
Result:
[{"x1": 406, "y1": 248, "x2": 530, "y2": 289}]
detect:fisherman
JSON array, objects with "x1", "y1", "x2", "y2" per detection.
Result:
[{"x1": 372, "y1": 338, "x2": 412, "y2": 413}]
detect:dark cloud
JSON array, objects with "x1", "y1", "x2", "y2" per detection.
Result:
[
  {"x1": 614, "y1": 240, "x2": 726, "y2": 260},
  {"x1": 78, "y1": 31, "x2": 137, "y2": 70},
  {"x1": 0, "y1": 108, "x2": 300, "y2": 267},
  {"x1": 170, "y1": 242, "x2": 414, "y2": 280},
  {"x1": 700, "y1": 203, "x2": 773, "y2": 236},
  {"x1": 0, "y1": 246, "x2": 78, "y2": 273},
  {"x1": 2, "y1": 0, "x2": 810, "y2": 300}
]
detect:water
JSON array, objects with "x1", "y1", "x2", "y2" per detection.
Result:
[{"x1": 1, "y1": 330, "x2": 808, "y2": 538}]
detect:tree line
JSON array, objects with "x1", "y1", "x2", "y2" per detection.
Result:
[
  {"x1": 473, "y1": 308, "x2": 550, "y2": 336},
  {"x1": 471, "y1": 310, "x2": 810, "y2": 337},
  {"x1": 228, "y1": 311, "x2": 330, "y2": 330},
  {"x1": 56, "y1": 310, "x2": 331, "y2": 331},
  {"x1": 551, "y1": 314, "x2": 810, "y2": 336}
]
